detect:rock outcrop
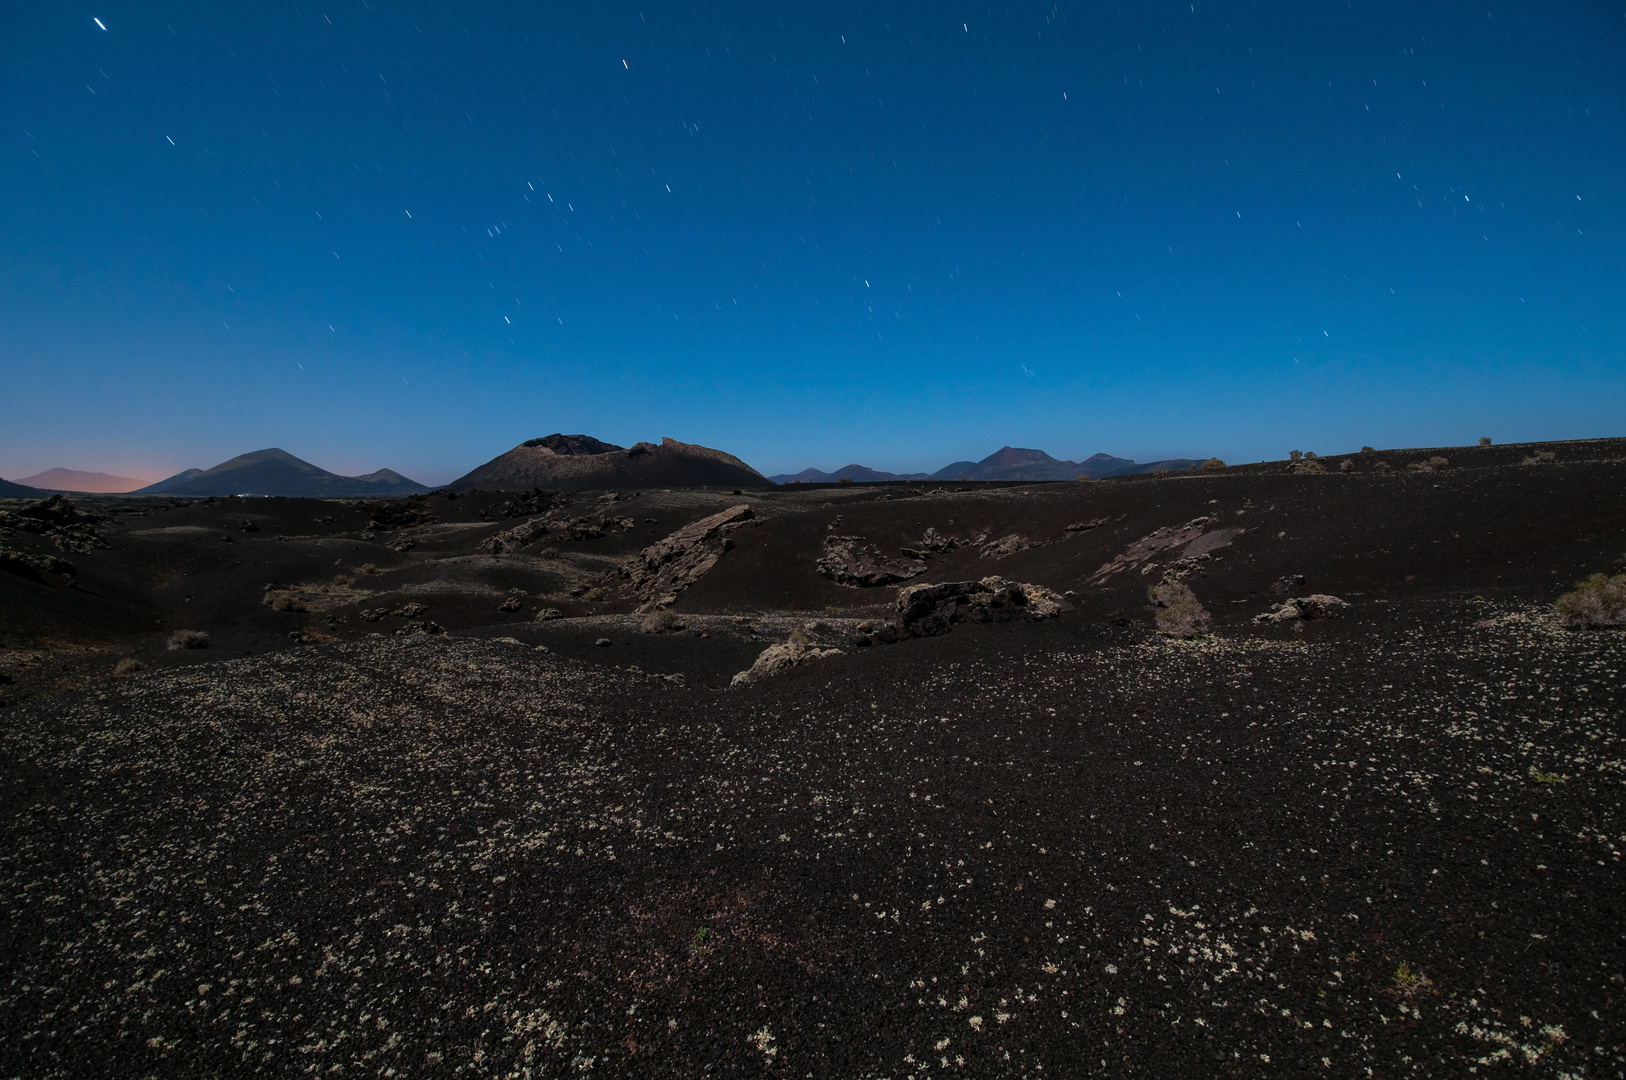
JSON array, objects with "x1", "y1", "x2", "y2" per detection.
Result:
[
  {"x1": 979, "y1": 533, "x2": 1040, "y2": 559},
  {"x1": 620, "y1": 504, "x2": 754, "y2": 610},
  {"x1": 449, "y1": 435, "x2": 771, "y2": 492},
  {"x1": 816, "y1": 535, "x2": 929, "y2": 587},
  {"x1": 895, "y1": 576, "x2": 1069, "y2": 637},
  {"x1": 0, "y1": 496, "x2": 106, "y2": 581},
  {"x1": 1254, "y1": 595, "x2": 1350, "y2": 623},
  {"x1": 482, "y1": 515, "x2": 634, "y2": 553},
  {"x1": 730, "y1": 640, "x2": 845, "y2": 687},
  {"x1": 1088, "y1": 517, "x2": 1243, "y2": 584}
]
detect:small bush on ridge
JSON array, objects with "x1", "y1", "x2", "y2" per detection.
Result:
[
  {"x1": 1148, "y1": 582, "x2": 1211, "y2": 638},
  {"x1": 265, "y1": 590, "x2": 307, "y2": 612},
  {"x1": 641, "y1": 608, "x2": 678, "y2": 634},
  {"x1": 1555, "y1": 573, "x2": 1626, "y2": 629}
]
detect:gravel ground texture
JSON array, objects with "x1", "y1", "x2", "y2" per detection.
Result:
[
  {"x1": 3, "y1": 609, "x2": 1623, "y2": 1078},
  {"x1": 2, "y1": 438, "x2": 1624, "y2": 1077}
]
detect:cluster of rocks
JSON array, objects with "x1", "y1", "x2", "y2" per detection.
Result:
[
  {"x1": 900, "y1": 526, "x2": 960, "y2": 559},
  {"x1": 816, "y1": 534, "x2": 928, "y2": 588},
  {"x1": 895, "y1": 576, "x2": 1070, "y2": 638},
  {"x1": 0, "y1": 546, "x2": 76, "y2": 581},
  {"x1": 482, "y1": 515, "x2": 635, "y2": 554},
  {"x1": 619, "y1": 504, "x2": 754, "y2": 610},
  {"x1": 495, "y1": 489, "x2": 573, "y2": 518},
  {"x1": 362, "y1": 495, "x2": 438, "y2": 532},
  {"x1": 978, "y1": 533, "x2": 1040, "y2": 559},
  {"x1": 358, "y1": 602, "x2": 430, "y2": 623},
  {"x1": 0, "y1": 495, "x2": 107, "y2": 555},
  {"x1": 1254, "y1": 594, "x2": 1350, "y2": 623},
  {"x1": 0, "y1": 496, "x2": 109, "y2": 583}
]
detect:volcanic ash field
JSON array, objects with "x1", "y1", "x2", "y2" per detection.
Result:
[{"x1": 2, "y1": 439, "x2": 1624, "y2": 1078}]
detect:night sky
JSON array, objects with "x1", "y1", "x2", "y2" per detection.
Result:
[{"x1": 4, "y1": 2, "x2": 1622, "y2": 484}]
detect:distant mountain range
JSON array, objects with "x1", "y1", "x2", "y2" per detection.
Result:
[
  {"x1": 134, "y1": 449, "x2": 430, "y2": 497},
  {"x1": 14, "y1": 468, "x2": 150, "y2": 493},
  {"x1": 770, "y1": 464, "x2": 934, "y2": 484},
  {"x1": 2, "y1": 439, "x2": 1201, "y2": 502},
  {"x1": 769, "y1": 446, "x2": 1201, "y2": 484},
  {"x1": 450, "y1": 434, "x2": 772, "y2": 492}
]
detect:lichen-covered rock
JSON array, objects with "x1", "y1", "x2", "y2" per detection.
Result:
[
  {"x1": 1254, "y1": 594, "x2": 1350, "y2": 623},
  {"x1": 730, "y1": 641, "x2": 844, "y2": 687}
]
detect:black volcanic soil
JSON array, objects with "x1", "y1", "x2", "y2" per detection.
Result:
[{"x1": 1, "y1": 438, "x2": 1624, "y2": 1078}]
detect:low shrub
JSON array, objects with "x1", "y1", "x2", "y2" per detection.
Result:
[
  {"x1": 1360, "y1": 445, "x2": 1376, "y2": 453},
  {"x1": 837, "y1": 477, "x2": 855, "y2": 486},
  {"x1": 332, "y1": 574, "x2": 353, "y2": 587},
  {"x1": 1407, "y1": 456, "x2": 1449, "y2": 473},
  {"x1": 1522, "y1": 450, "x2": 1557, "y2": 466},
  {"x1": 112, "y1": 658, "x2": 145, "y2": 677},
  {"x1": 166, "y1": 629, "x2": 209, "y2": 651},
  {"x1": 265, "y1": 590, "x2": 308, "y2": 613},
  {"x1": 581, "y1": 586, "x2": 605, "y2": 602},
  {"x1": 1148, "y1": 582, "x2": 1211, "y2": 637},
  {"x1": 357, "y1": 562, "x2": 379, "y2": 575},
  {"x1": 1391, "y1": 961, "x2": 1432, "y2": 999},
  {"x1": 1554, "y1": 573, "x2": 1626, "y2": 629},
  {"x1": 537, "y1": 546, "x2": 561, "y2": 560},
  {"x1": 1339, "y1": 459, "x2": 1354, "y2": 473},
  {"x1": 1199, "y1": 457, "x2": 1226, "y2": 470},
  {"x1": 641, "y1": 608, "x2": 678, "y2": 634},
  {"x1": 1478, "y1": 436, "x2": 1492, "y2": 446}
]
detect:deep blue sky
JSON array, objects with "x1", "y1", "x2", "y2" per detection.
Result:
[{"x1": 3, "y1": 1, "x2": 1622, "y2": 484}]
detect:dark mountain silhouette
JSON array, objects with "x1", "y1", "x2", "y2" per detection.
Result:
[
  {"x1": 15, "y1": 468, "x2": 149, "y2": 493},
  {"x1": 449, "y1": 435, "x2": 772, "y2": 492},
  {"x1": 930, "y1": 447, "x2": 1200, "y2": 481},
  {"x1": 773, "y1": 447, "x2": 1203, "y2": 485},
  {"x1": 134, "y1": 449, "x2": 430, "y2": 497},
  {"x1": 769, "y1": 464, "x2": 932, "y2": 484},
  {"x1": 0, "y1": 476, "x2": 49, "y2": 498}
]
